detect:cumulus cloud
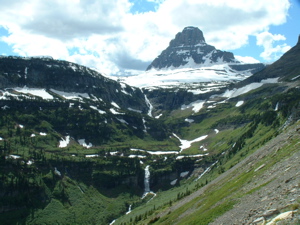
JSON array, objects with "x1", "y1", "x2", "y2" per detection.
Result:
[
  {"x1": 0, "y1": 0, "x2": 291, "y2": 75},
  {"x1": 256, "y1": 31, "x2": 291, "y2": 61},
  {"x1": 235, "y1": 55, "x2": 260, "y2": 64}
]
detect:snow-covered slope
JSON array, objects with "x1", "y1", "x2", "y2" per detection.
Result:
[{"x1": 120, "y1": 63, "x2": 258, "y2": 89}]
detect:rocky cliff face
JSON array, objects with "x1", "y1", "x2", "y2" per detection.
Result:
[
  {"x1": 0, "y1": 56, "x2": 149, "y2": 113},
  {"x1": 146, "y1": 27, "x2": 238, "y2": 70}
]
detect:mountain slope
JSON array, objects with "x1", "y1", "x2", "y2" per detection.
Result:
[{"x1": 238, "y1": 35, "x2": 300, "y2": 86}]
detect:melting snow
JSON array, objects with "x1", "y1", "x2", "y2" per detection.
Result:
[
  {"x1": 27, "y1": 160, "x2": 34, "y2": 165},
  {"x1": 117, "y1": 118, "x2": 129, "y2": 125},
  {"x1": 120, "y1": 64, "x2": 244, "y2": 88},
  {"x1": 170, "y1": 179, "x2": 177, "y2": 185},
  {"x1": 200, "y1": 145, "x2": 208, "y2": 151},
  {"x1": 274, "y1": 102, "x2": 279, "y2": 111},
  {"x1": 54, "y1": 167, "x2": 61, "y2": 176},
  {"x1": 128, "y1": 108, "x2": 142, "y2": 113},
  {"x1": 181, "y1": 100, "x2": 206, "y2": 113},
  {"x1": 223, "y1": 78, "x2": 279, "y2": 98},
  {"x1": 130, "y1": 148, "x2": 178, "y2": 155},
  {"x1": 50, "y1": 89, "x2": 89, "y2": 100},
  {"x1": 14, "y1": 87, "x2": 54, "y2": 99},
  {"x1": 236, "y1": 101, "x2": 244, "y2": 107},
  {"x1": 128, "y1": 155, "x2": 146, "y2": 158},
  {"x1": 111, "y1": 101, "x2": 120, "y2": 109},
  {"x1": 6, "y1": 155, "x2": 21, "y2": 159},
  {"x1": 185, "y1": 118, "x2": 194, "y2": 123},
  {"x1": 90, "y1": 106, "x2": 106, "y2": 114},
  {"x1": 176, "y1": 154, "x2": 208, "y2": 160},
  {"x1": 59, "y1": 136, "x2": 70, "y2": 148},
  {"x1": 85, "y1": 154, "x2": 98, "y2": 158},
  {"x1": 173, "y1": 133, "x2": 208, "y2": 153},
  {"x1": 78, "y1": 139, "x2": 93, "y2": 148},
  {"x1": 291, "y1": 74, "x2": 300, "y2": 80},
  {"x1": 155, "y1": 113, "x2": 163, "y2": 119},
  {"x1": 180, "y1": 171, "x2": 189, "y2": 177},
  {"x1": 110, "y1": 108, "x2": 124, "y2": 115}
]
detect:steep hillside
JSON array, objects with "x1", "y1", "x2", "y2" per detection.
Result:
[{"x1": 237, "y1": 35, "x2": 300, "y2": 86}]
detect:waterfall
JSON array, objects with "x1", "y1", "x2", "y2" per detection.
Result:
[
  {"x1": 144, "y1": 165, "x2": 150, "y2": 193},
  {"x1": 126, "y1": 205, "x2": 132, "y2": 215},
  {"x1": 142, "y1": 165, "x2": 157, "y2": 201}
]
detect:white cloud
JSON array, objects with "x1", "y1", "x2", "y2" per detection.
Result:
[
  {"x1": 235, "y1": 55, "x2": 260, "y2": 64},
  {"x1": 256, "y1": 31, "x2": 291, "y2": 61},
  {"x1": 0, "y1": 0, "x2": 291, "y2": 75}
]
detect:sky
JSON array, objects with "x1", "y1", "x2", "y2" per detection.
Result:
[{"x1": 0, "y1": 0, "x2": 299, "y2": 76}]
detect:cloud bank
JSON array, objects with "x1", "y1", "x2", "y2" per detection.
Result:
[{"x1": 0, "y1": 0, "x2": 291, "y2": 75}]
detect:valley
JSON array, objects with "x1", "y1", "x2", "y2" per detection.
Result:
[{"x1": 0, "y1": 28, "x2": 299, "y2": 225}]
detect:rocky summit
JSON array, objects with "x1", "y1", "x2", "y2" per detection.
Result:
[{"x1": 146, "y1": 26, "x2": 239, "y2": 70}]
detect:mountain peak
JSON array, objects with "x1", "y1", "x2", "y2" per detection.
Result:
[
  {"x1": 146, "y1": 26, "x2": 239, "y2": 70},
  {"x1": 170, "y1": 26, "x2": 206, "y2": 47}
]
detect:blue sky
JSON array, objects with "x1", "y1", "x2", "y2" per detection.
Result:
[{"x1": 0, "y1": 0, "x2": 299, "y2": 75}]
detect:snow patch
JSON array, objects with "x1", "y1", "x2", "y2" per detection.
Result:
[
  {"x1": 128, "y1": 108, "x2": 142, "y2": 113},
  {"x1": 6, "y1": 155, "x2": 21, "y2": 159},
  {"x1": 111, "y1": 101, "x2": 120, "y2": 109},
  {"x1": 181, "y1": 100, "x2": 205, "y2": 113},
  {"x1": 59, "y1": 136, "x2": 70, "y2": 148},
  {"x1": 170, "y1": 179, "x2": 177, "y2": 185},
  {"x1": 235, "y1": 101, "x2": 244, "y2": 107},
  {"x1": 155, "y1": 113, "x2": 163, "y2": 119},
  {"x1": 78, "y1": 139, "x2": 93, "y2": 148},
  {"x1": 185, "y1": 118, "x2": 194, "y2": 123},
  {"x1": 14, "y1": 87, "x2": 54, "y2": 99},
  {"x1": 90, "y1": 106, "x2": 106, "y2": 114},
  {"x1": 130, "y1": 148, "x2": 178, "y2": 155},
  {"x1": 85, "y1": 154, "x2": 98, "y2": 158},
  {"x1": 50, "y1": 89, "x2": 89, "y2": 100},
  {"x1": 223, "y1": 78, "x2": 279, "y2": 98},
  {"x1": 180, "y1": 171, "x2": 189, "y2": 177},
  {"x1": 117, "y1": 118, "x2": 129, "y2": 125},
  {"x1": 110, "y1": 108, "x2": 124, "y2": 115},
  {"x1": 173, "y1": 133, "x2": 208, "y2": 153},
  {"x1": 274, "y1": 102, "x2": 279, "y2": 111}
]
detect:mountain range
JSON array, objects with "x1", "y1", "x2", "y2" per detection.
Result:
[{"x1": 0, "y1": 28, "x2": 299, "y2": 224}]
